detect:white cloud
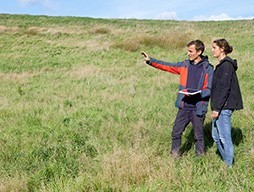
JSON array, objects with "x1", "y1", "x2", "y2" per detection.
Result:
[
  {"x1": 20, "y1": 0, "x2": 49, "y2": 6},
  {"x1": 156, "y1": 11, "x2": 178, "y2": 20},
  {"x1": 193, "y1": 13, "x2": 254, "y2": 21},
  {"x1": 20, "y1": 0, "x2": 41, "y2": 4},
  {"x1": 19, "y1": 0, "x2": 57, "y2": 11},
  {"x1": 20, "y1": 0, "x2": 33, "y2": 2}
]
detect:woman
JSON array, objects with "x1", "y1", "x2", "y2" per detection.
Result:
[{"x1": 211, "y1": 39, "x2": 243, "y2": 167}]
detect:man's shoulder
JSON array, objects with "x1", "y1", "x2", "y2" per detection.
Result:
[
  {"x1": 207, "y1": 62, "x2": 214, "y2": 68},
  {"x1": 204, "y1": 60, "x2": 214, "y2": 69},
  {"x1": 201, "y1": 56, "x2": 214, "y2": 68}
]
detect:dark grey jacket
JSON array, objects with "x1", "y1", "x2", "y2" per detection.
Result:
[{"x1": 211, "y1": 56, "x2": 243, "y2": 112}]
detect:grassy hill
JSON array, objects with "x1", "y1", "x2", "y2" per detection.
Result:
[{"x1": 0, "y1": 14, "x2": 254, "y2": 191}]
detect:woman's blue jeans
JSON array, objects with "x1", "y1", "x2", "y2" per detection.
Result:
[{"x1": 212, "y1": 109, "x2": 234, "y2": 166}]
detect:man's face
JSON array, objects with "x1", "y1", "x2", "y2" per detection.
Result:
[{"x1": 187, "y1": 45, "x2": 201, "y2": 61}]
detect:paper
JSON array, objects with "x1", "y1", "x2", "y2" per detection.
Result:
[{"x1": 179, "y1": 89, "x2": 201, "y2": 95}]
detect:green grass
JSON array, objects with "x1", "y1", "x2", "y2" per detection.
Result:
[{"x1": 0, "y1": 14, "x2": 254, "y2": 191}]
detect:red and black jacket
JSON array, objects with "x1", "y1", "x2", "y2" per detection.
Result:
[{"x1": 147, "y1": 56, "x2": 214, "y2": 116}]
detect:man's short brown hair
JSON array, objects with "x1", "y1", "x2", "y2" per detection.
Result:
[{"x1": 187, "y1": 39, "x2": 205, "y2": 55}]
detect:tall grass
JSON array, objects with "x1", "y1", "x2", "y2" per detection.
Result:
[{"x1": 0, "y1": 14, "x2": 254, "y2": 191}]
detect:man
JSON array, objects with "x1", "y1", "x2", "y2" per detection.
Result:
[{"x1": 141, "y1": 39, "x2": 213, "y2": 156}]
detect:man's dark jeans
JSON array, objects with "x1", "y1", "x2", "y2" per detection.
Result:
[{"x1": 171, "y1": 109, "x2": 205, "y2": 156}]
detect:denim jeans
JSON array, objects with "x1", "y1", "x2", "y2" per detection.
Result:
[
  {"x1": 212, "y1": 109, "x2": 234, "y2": 166},
  {"x1": 171, "y1": 109, "x2": 205, "y2": 156}
]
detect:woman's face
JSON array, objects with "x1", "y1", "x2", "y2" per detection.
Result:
[{"x1": 211, "y1": 43, "x2": 224, "y2": 58}]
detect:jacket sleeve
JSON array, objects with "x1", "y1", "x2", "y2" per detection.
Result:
[
  {"x1": 147, "y1": 57, "x2": 183, "y2": 75},
  {"x1": 213, "y1": 62, "x2": 234, "y2": 111},
  {"x1": 200, "y1": 65, "x2": 213, "y2": 98}
]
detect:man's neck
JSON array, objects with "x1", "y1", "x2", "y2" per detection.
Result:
[{"x1": 193, "y1": 56, "x2": 202, "y2": 65}]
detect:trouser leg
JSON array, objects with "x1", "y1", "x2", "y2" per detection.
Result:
[
  {"x1": 213, "y1": 110, "x2": 233, "y2": 166},
  {"x1": 191, "y1": 111, "x2": 205, "y2": 155},
  {"x1": 171, "y1": 109, "x2": 190, "y2": 155}
]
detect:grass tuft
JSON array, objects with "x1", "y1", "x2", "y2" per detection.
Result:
[
  {"x1": 25, "y1": 26, "x2": 45, "y2": 35},
  {"x1": 93, "y1": 27, "x2": 111, "y2": 34}
]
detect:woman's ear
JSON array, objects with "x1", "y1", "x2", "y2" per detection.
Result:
[{"x1": 220, "y1": 47, "x2": 225, "y2": 53}]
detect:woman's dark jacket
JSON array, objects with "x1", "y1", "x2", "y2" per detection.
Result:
[{"x1": 211, "y1": 56, "x2": 243, "y2": 112}]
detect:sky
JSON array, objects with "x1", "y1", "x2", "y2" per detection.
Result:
[{"x1": 0, "y1": 0, "x2": 253, "y2": 21}]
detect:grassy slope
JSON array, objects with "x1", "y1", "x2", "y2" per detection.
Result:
[{"x1": 0, "y1": 14, "x2": 254, "y2": 191}]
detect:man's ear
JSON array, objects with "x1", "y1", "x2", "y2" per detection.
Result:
[{"x1": 197, "y1": 50, "x2": 202, "y2": 56}]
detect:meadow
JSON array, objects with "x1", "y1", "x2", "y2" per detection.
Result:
[{"x1": 0, "y1": 14, "x2": 254, "y2": 191}]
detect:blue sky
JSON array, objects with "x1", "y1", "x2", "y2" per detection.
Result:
[{"x1": 0, "y1": 0, "x2": 253, "y2": 21}]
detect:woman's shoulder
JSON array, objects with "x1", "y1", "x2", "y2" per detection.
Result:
[{"x1": 221, "y1": 57, "x2": 238, "y2": 71}]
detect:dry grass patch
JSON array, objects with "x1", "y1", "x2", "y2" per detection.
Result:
[
  {"x1": 46, "y1": 26, "x2": 88, "y2": 35},
  {"x1": 0, "y1": 25, "x2": 19, "y2": 33},
  {"x1": 112, "y1": 38, "x2": 141, "y2": 52},
  {"x1": 0, "y1": 72, "x2": 37, "y2": 83},
  {"x1": 46, "y1": 28, "x2": 64, "y2": 35},
  {"x1": 68, "y1": 65, "x2": 102, "y2": 79},
  {"x1": 95, "y1": 24, "x2": 134, "y2": 36},
  {"x1": 249, "y1": 147, "x2": 254, "y2": 161},
  {"x1": 111, "y1": 30, "x2": 193, "y2": 52},
  {"x1": 25, "y1": 27, "x2": 46, "y2": 35},
  {"x1": 0, "y1": 25, "x2": 7, "y2": 33},
  {"x1": 99, "y1": 147, "x2": 176, "y2": 190},
  {"x1": 0, "y1": 176, "x2": 28, "y2": 192},
  {"x1": 85, "y1": 39, "x2": 111, "y2": 51},
  {"x1": 45, "y1": 36, "x2": 111, "y2": 51},
  {"x1": 141, "y1": 32, "x2": 191, "y2": 50},
  {"x1": 93, "y1": 27, "x2": 111, "y2": 35},
  {"x1": 0, "y1": 96, "x2": 9, "y2": 110}
]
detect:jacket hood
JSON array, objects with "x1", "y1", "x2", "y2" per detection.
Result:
[
  {"x1": 221, "y1": 56, "x2": 238, "y2": 71},
  {"x1": 189, "y1": 55, "x2": 210, "y2": 66},
  {"x1": 201, "y1": 55, "x2": 209, "y2": 63},
  {"x1": 201, "y1": 55, "x2": 213, "y2": 68}
]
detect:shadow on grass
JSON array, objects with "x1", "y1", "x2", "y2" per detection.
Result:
[{"x1": 180, "y1": 121, "x2": 244, "y2": 154}]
